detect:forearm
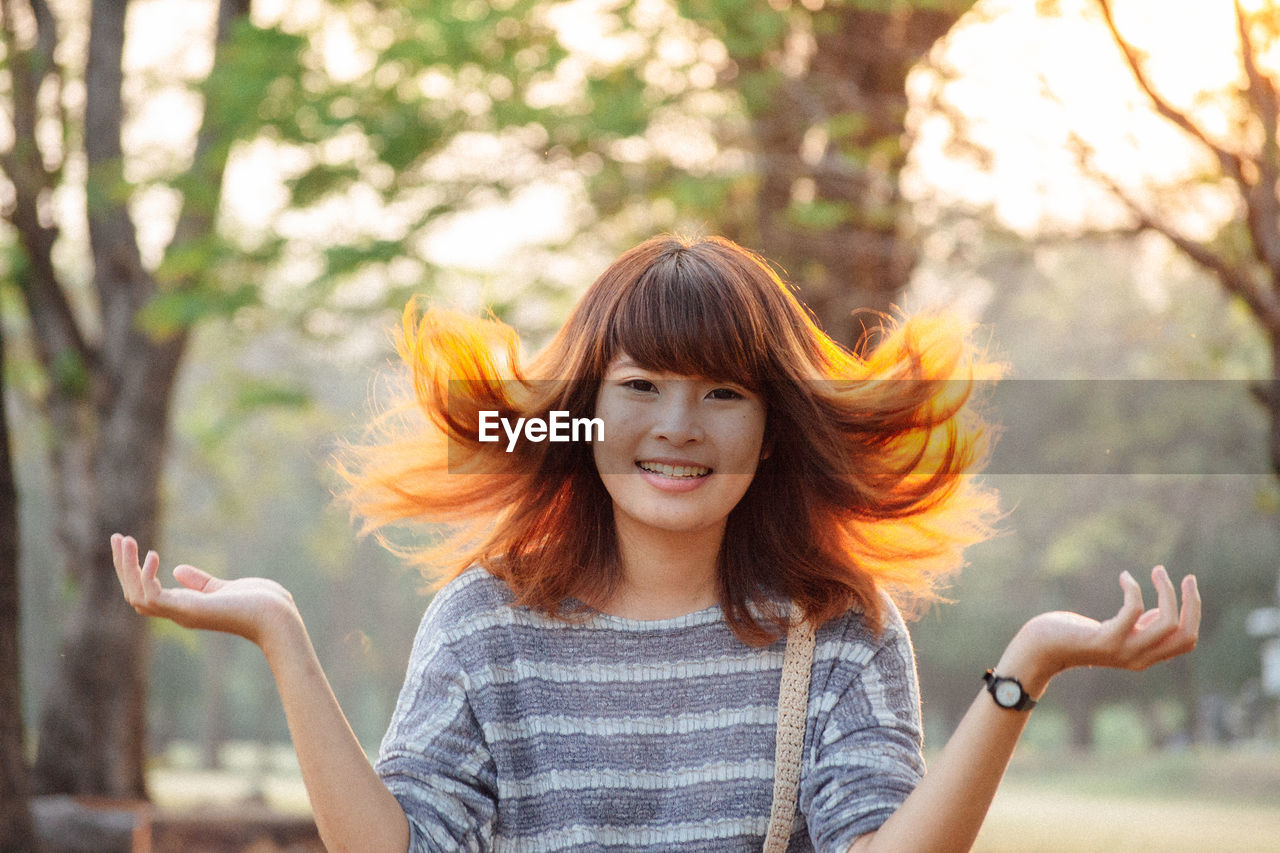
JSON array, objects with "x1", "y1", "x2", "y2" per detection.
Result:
[
  {"x1": 848, "y1": 567, "x2": 1200, "y2": 853},
  {"x1": 261, "y1": 612, "x2": 410, "y2": 853},
  {"x1": 849, "y1": 643, "x2": 1052, "y2": 853},
  {"x1": 112, "y1": 534, "x2": 416, "y2": 851},
  {"x1": 847, "y1": 694, "x2": 1030, "y2": 852}
]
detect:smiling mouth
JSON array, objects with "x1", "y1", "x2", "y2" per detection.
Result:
[{"x1": 636, "y1": 461, "x2": 712, "y2": 479}]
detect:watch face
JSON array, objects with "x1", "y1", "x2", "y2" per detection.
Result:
[{"x1": 994, "y1": 680, "x2": 1022, "y2": 707}]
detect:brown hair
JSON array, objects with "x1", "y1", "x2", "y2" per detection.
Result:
[{"x1": 340, "y1": 235, "x2": 1001, "y2": 645}]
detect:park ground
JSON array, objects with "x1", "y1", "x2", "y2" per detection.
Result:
[
  {"x1": 144, "y1": 741, "x2": 1280, "y2": 852},
  {"x1": 974, "y1": 748, "x2": 1280, "y2": 852}
]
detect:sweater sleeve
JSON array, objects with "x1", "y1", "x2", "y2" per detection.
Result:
[
  {"x1": 376, "y1": 596, "x2": 499, "y2": 852},
  {"x1": 800, "y1": 602, "x2": 926, "y2": 853}
]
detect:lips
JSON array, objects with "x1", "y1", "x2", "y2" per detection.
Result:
[{"x1": 636, "y1": 460, "x2": 711, "y2": 479}]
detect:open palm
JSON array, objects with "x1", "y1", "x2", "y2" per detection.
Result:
[
  {"x1": 112, "y1": 533, "x2": 299, "y2": 647},
  {"x1": 999, "y1": 565, "x2": 1200, "y2": 698}
]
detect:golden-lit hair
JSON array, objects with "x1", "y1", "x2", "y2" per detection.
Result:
[{"x1": 339, "y1": 235, "x2": 1002, "y2": 646}]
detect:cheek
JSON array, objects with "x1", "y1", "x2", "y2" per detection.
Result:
[
  {"x1": 591, "y1": 405, "x2": 640, "y2": 475},
  {"x1": 727, "y1": 412, "x2": 768, "y2": 465}
]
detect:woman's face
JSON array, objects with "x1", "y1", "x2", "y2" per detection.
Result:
[{"x1": 591, "y1": 354, "x2": 768, "y2": 541}]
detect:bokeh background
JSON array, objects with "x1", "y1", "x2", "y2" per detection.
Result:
[{"x1": 3, "y1": 0, "x2": 1280, "y2": 849}]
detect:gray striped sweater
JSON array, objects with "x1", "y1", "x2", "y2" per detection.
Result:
[{"x1": 376, "y1": 568, "x2": 924, "y2": 852}]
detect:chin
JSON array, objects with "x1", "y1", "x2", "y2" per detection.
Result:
[{"x1": 629, "y1": 510, "x2": 726, "y2": 537}]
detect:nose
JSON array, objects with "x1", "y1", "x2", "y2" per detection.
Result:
[{"x1": 653, "y1": 390, "x2": 704, "y2": 445}]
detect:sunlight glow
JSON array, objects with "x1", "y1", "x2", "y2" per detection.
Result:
[
  {"x1": 907, "y1": 0, "x2": 1265, "y2": 236},
  {"x1": 106, "y1": 0, "x2": 1277, "y2": 295}
]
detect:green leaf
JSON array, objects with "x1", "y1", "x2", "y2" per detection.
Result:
[
  {"x1": 49, "y1": 348, "x2": 90, "y2": 398},
  {"x1": 203, "y1": 22, "x2": 307, "y2": 139},
  {"x1": 827, "y1": 111, "x2": 869, "y2": 142},
  {"x1": 286, "y1": 163, "x2": 365, "y2": 207},
  {"x1": 232, "y1": 378, "x2": 311, "y2": 413},
  {"x1": 138, "y1": 285, "x2": 259, "y2": 337},
  {"x1": 786, "y1": 199, "x2": 852, "y2": 230}
]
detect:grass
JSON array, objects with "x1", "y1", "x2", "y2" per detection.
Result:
[
  {"x1": 975, "y1": 745, "x2": 1280, "y2": 852},
  {"x1": 149, "y1": 741, "x2": 312, "y2": 815},
  {"x1": 147, "y1": 741, "x2": 1280, "y2": 849},
  {"x1": 977, "y1": 787, "x2": 1280, "y2": 852}
]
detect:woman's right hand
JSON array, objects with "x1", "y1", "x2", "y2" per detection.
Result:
[{"x1": 112, "y1": 533, "x2": 300, "y2": 650}]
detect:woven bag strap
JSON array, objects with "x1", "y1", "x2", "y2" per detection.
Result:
[{"x1": 762, "y1": 613, "x2": 817, "y2": 853}]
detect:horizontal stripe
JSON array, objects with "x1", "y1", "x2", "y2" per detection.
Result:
[
  {"x1": 497, "y1": 759, "x2": 776, "y2": 800},
  {"x1": 496, "y1": 776, "x2": 771, "y2": 822},
  {"x1": 496, "y1": 816, "x2": 772, "y2": 850},
  {"x1": 482, "y1": 704, "x2": 777, "y2": 743},
  {"x1": 379, "y1": 568, "x2": 924, "y2": 853},
  {"x1": 469, "y1": 653, "x2": 782, "y2": 687}
]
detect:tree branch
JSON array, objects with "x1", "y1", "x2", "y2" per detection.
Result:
[
  {"x1": 27, "y1": 0, "x2": 56, "y2": 87},
  {"x1": 86, "y1": 0, "x2": 149, "y2": 360},
  {"x1": 0, "y1": 0, "x2": 92, "y2": 379},
  {"x1": 1069, "y1": 132, "x2": 1280, "y2": 335},
  {"x1": 83, "y1": 0, "x2": 186, "y2": 413},
  {"x1": 1094, "y1": 0, "x2": 1248, "y2": 189},
  {"x1": 28, "y1": 0, "x2": 69, "y2": 184},
  {"x1": 1234, "y1": 0, "x2": 1280, "y2": 280},
  {"x1": 166, "y1": 0, "x2": 252, "y2": 256},
  {"x1": 1145, "y1": 215, "x2": 1280, "y2": 334}
]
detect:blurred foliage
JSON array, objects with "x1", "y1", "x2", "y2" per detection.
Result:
[
  {"x1": 913, "y1": 223, "x2": 1277, "y2": 745},
  {"x1": 6, "y1": 0, "x2": 1276, "y2": 767},
  {"x1": 10, "y1": 211, "x2": 1261, "y2": 757}
]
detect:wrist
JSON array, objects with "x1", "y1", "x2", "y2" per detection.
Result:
[
  {"x1": 994, "y1": 631, "x2": 1057, "y2": 700},
  {"x1": 256, "y1": 600, "x2": 309, "y2": 663}
]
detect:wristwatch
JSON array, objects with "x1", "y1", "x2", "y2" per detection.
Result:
[{"x1": 982, "y1": 669, "x2": 1037, "y2": 711}]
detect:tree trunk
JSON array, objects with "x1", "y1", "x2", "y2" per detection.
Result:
[
  {"x1": 1061, "y1": 672, "x2": 1098, "y2": 752},
  {"x1": 748, "y1": 5, "x2": 964, "y2": 349},
  {"x1": 30, "y1": 338, "x2": 185, "y2": 798},
  {"x1": 199, "y1": 635, "x2": 231, "y2": 770},
  {"x1": 1270, "y1": 335, "x2": 1280, "y2": 481},
  {"x1": 0, "y1": 319, "x2": 37, "y2": 852},
  {"x1": 22, "y1": 0, "x2": 242, "y2": 797},
  {"x1": 1172, "y1": 656, "x2": 1199, "y2": 746}
]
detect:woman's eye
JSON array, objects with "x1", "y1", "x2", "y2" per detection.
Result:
[
  {"x1": 623, "y1": 379, "x2": 657, "y2": 393},
  {"x1": 707, "y1": 387, "x2": 744, "y2": 400}
]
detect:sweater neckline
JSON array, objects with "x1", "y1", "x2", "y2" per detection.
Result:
[{"x1": 571, "y1": 601, "x2": 726, "y2": 632}]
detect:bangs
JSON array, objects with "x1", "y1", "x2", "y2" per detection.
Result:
[{"x1": 603, "y1": 247, "x2": 769, "y2": 387}]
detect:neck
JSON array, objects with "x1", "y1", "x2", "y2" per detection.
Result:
[{"x1": 602, "y1": 516, "x2": 725, "y2": 620}]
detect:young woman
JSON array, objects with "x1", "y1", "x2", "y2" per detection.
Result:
[{"x1": 113, "y1": 235, "x2": 1199, "y2": 852}]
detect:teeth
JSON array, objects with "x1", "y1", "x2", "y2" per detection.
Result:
[{"x1": 638, "y1": 461, "x2": 710, "y2": 479}]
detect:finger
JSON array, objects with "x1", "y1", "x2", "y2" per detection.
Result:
[
  {"x1": 1129, "y1": 632, "x2": 1197, "y2": 670},
  {"x1": 1133, "y1": 608, "x2": 1163, "y2": 632},
  {"x1": 1150, "y1": 565, "x2": 1178, "y2": 627},
  {"x1": 111, "y1": 534, "x2": 139, "y2": 600},
  {"x1": 1130, "y1": 566, "x2": 1180, "y2": 646},
  {"x1": 140, "y1": 550, "x2": 163, "y2": 600},
  {"x1": 1179, "y1": 574, "x2": 1201, "y2": 641},
  {"x1": 142, "y1": 550, "x2": 160, "y2": 582},
  {"x1": 1128, "y1": 575, "x2": 1202, "y2": 668},
  {"x1": 173, "y1": 564, "x2": 218, "y2": 593},
  {"x1": 118, "y1": 537, "x2": 160, "y2": 615},
  {"x1": 1104, "y1": 570, "x2": 1145, "y2": 641},
  {"x1": 122, "y1": 535, "x2": 139, "y2": 571},
  {"x1": 119, "y1": 537, "x2": 144, "y2": 600}
]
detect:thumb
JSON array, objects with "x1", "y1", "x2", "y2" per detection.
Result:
[{"x1": 172, "y1": 564, "x2": 220, "y2": 593}]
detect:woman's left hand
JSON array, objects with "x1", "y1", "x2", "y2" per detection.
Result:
[{"x1": 996, "y1": 565, "x2": 1200, "y2": 699}]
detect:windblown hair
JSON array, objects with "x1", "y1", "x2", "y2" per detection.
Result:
[{"x1": 340, "y1": 235, "x2": 1002, "y2": 646}]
